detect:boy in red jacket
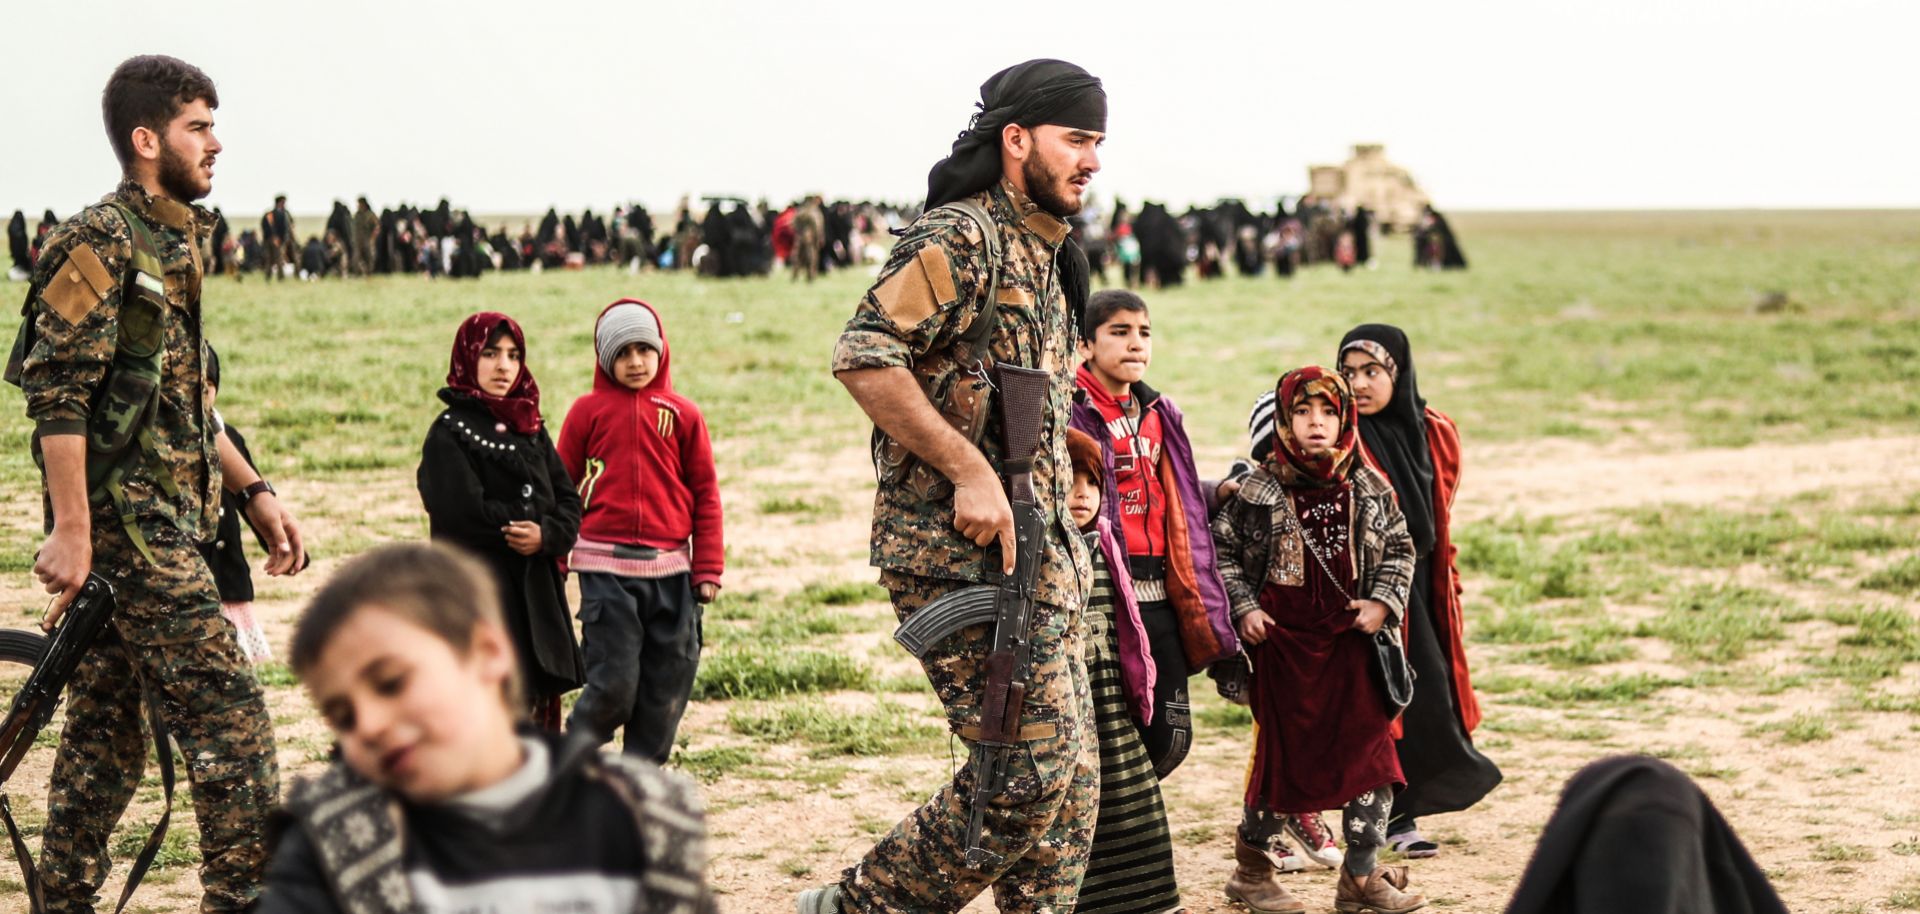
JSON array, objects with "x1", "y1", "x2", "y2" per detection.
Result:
[{"x1": 558, "y1": 299, "x2": 723, "y2": 762}]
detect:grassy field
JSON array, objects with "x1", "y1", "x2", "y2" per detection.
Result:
[{"x1": 1, "y1": 210, "x2": 1919, "y2": 913}]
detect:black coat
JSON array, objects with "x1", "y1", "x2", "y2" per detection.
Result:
[{"x1": 417, "y1": 392, "x2": 585, "y2": 697}]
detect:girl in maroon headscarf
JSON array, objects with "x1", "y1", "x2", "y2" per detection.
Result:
[
  {"x1": 417, "y1": 312, "x2": 584, "y2": 729},
  {"x1": 1211, "y1": 367, "x2": 1424, "y2": 914}
]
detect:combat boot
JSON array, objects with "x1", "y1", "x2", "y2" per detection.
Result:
[
  {"x1": 1335, "y1": 866, "x2": 1427, "y2": 914},
  {"x1": 1223, "y1": 833, "x2": 1307, "y2": 914}
]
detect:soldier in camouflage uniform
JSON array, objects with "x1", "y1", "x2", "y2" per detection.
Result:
[
  {"x1": 805, "y1": 60, "x2": 1110, "y2": 914},
  {"x1": 16, "y1": 55, "x2": 308, "y2": 914}
]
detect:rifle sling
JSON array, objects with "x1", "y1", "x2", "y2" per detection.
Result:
[{"x1": 956, "y1": 721, "x2": 1057, "y2": 742}]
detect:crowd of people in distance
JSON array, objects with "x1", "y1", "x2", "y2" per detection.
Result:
[
  {"x1": 1079, "y1": 196, "x2": 1469, "y2": 290},
  {"x1": 10, "y1": 195, "x2": 1469, "y2": 286}
]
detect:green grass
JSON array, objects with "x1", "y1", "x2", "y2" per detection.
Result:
[
  {"x1": 726, "y1": 700, "x2": 942, "y2": 757},
  {"x1": 1524, "y1": 622, "x2": 1637, "y2": 668},
  {"x1": 691, "y1": 646, "x2": 871, "y2": 700},
  {"x1": 1862, "y1": 556, "x2": 1920, "y2": 595},
  {"x1": 1634, "y1": 584, "x2": 1788, "y2": 663},
  {"x1": 1747, "y1": 712, "x2": 1835, "y2": 744},
  {"x1": 670, "y1": 745, "x2": 759, "y2": 783}
]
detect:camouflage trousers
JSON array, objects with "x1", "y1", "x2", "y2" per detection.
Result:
[
  {"x1": 38, "y1": 522, "x2": 279, "y2": 913},
  {"x1": 837, "y1": 572, "x2": 1099, "y2": 914}
]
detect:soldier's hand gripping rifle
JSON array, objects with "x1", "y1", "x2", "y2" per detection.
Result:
[
  {"x1": 0, "y1": 575, "x2": 115, "y2": 788},
  {"x1": 893, "y1": 363, "x2": 1052, "y2": 871},
  {"x1": 2, "y1": 574, "x2": 117, "y2": 914}
]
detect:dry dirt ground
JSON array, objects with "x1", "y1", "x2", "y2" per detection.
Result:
[{"x1": 3, "y1": 434, "x2": 1918, "y2": 914}]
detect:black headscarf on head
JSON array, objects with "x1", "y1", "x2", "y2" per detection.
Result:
[
  {"x1": 924, "y1": 58, "x2": 1105, "y2": 326},
  {"x1": 1339, "y1": 323, "x2": 1436, "y2": 557}
]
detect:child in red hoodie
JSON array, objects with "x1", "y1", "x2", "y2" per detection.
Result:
[{"x1": 558, "y1": 299, "x2": 723, "y2": 762}]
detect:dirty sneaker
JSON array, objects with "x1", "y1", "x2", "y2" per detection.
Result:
[{"x1": 1281, "y1": 812, "x2": 1343, "y2": 869}]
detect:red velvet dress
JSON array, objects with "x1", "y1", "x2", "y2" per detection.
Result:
[{"x1": 1245, "y1": 484, "x2": 1404, "y2": 813}]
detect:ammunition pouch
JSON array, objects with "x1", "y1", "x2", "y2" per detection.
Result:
[
  {"x1": 18, "y1": 205, "x2": 174, "y2": 563},
  {"x1": 871, "y1": 359, "x2": 995, "y2": 502}
]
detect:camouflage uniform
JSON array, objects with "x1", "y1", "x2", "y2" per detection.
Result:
[
  {"x1": 18, "y1": 180, "x2": 279, "y2": 913},
  {"x1": 829, "y1": 180, "x2": 1097, "y2": 913}
]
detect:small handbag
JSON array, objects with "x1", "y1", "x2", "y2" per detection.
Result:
[{"x1": 1281, "y1": 492, "x2": 1415, "y2": 718}]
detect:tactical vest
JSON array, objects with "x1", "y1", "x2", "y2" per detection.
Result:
[
  {"x1": 870, "y1": 198, "x2": 1007, "y2": 502},
  {"x1": 5, "y1": 204, "x2": 176, "y2": 563}
]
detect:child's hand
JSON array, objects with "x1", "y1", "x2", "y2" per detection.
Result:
[
  {"x1": 502, "y1": 521, "x2": 543, "y2": 556},
  {"x1": 695, "y1": 582, "x2": 719, "y2": 603},
  {"x1": 1350, "y1": 600, "x2": 1389, "y2": 634},
  {"x1": 1237, "y1": 609, "x2": 1276, "y2": 646}
]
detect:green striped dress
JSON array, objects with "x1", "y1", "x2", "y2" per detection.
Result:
[{"x1": 1077, "y1": 544, "x2": 1182, "y2": 913}]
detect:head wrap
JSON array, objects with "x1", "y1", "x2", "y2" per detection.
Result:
[
  {"x1": 923, "y1": 59, "x2": 1107, "y2": 213},
  {"x1": 1267, "y1": 366, "x2": 1358, "y2": 489},
  {"x1": 596, "y1": 302, "x2": 662, "y2": 378},
  {"x1": 1339, "y1": 324, "x2": 1435, "y2": 556},
  {"x1": 444, "y1": 312, "x2": 543, "y2": 435},
  {"x1": 1065, "y1": 426, "x2": 1104, "y2": 488},
  {"x1": 925, "y1": 60, "x2": 1105, "y2": 333}
]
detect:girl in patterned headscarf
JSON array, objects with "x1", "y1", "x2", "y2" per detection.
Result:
[{"x1": 1210, "y1": 367, "x2": 1425, "y2": 914}]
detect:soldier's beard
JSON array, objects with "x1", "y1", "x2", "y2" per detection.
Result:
[
  {"x1": 1023, "y1": 154, "x2": 1085, "y2": 218},
  {"x1": 156, "y1": 140, "x2": 211, "y2": 202}
]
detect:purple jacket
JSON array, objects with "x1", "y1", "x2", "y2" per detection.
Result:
[
  {"x1": 1071, "y1": 381, "x2": 1241, "y2": 669},
  {"x1": 1091, "y1": 515, "x2": 1157, "y2": 724}
]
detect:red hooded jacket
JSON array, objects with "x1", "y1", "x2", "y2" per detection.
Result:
[{"x1": 557, "y1": 300, "x2": 724, "y2": 587}]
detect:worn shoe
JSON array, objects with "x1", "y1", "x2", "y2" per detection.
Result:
[
  {"x1": 1281, "y1": 812, "x2": 1343, "y2": 869},
  {"x1": 1387, "y1": 828, "x2": 1441, "y2": 859},
  {"x1": 1335, "y1": 867, "x2": 1427, "y2": 914},
  {"x1": 796, "y1": 884, "x2": 840, "y2": 914},
  {"x1": 1224, "y1": 833, "x2": 1308, "y2": 914}
]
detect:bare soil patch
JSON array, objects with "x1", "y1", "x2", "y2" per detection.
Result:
[{"x1": 5, "y1": 435, "x2": 1919, "y2": 913}]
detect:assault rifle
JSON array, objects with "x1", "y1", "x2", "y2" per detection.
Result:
[
  {"x1": 0, "y1": 575, "x2": 115, "y2": 786},
  {"x1": 893, "y1": 363, "x2": 1052, "y2": 870},
  {"x1": 1, "y1": 574, "x2": 174, "y2": 914}
]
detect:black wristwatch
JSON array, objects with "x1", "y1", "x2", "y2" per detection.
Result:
[{"x1": 240, "y1": 479, "x2": 276, "y2": 503}]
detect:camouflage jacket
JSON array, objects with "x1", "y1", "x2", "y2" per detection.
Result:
[
  {"x1": 1210, "y1": 465, "x2": 1416, "y2": 624},
  {"x1": 18, "y1": 179, "x2": 221, "y2": 539},
  {"x1": 832, "y1": 179, "x2": 1091, "y2": 609}
]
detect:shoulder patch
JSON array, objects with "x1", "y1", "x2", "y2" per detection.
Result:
[
  {"x1": 873, "y1": 244, "x2": 955, "y2": 329},
  {"x1": 42, "y1": 245, "x2": 113, "y2": 325}
]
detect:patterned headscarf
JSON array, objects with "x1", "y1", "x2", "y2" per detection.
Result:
[
  {"x1": 1267, "y1": 366, "x2": 1358, "y2": 488},
  {"x1": 444, "y1": 311, "x2": 543, "y2": 435}
]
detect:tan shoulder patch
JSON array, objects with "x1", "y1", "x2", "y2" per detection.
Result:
[
  {"x1": 42, "y1": 246, "x2": 113, "y2": 325},
  {"x1": 874, "y1": 245, "x2": 958, "y2": 329}
]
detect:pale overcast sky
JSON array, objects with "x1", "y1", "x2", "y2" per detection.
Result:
[{"x1": 4, "y1": 0, "x2": 1916, "y2": 217}]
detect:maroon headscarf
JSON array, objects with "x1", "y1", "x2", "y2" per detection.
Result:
[
  {"x1": 1267, "y1": 366, "x2": 1359, "y2": 488},
  {"x1": 445, "y1": 311, "x2": 543, "y2": 435}
]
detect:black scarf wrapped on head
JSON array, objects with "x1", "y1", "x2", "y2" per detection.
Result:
[
  {"x1": 1339, "y1": 323, "x2": 1437, "y2": 558},
  {"x1": 924, "y1": 58, "x2": 1105, "y2": 326}
]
